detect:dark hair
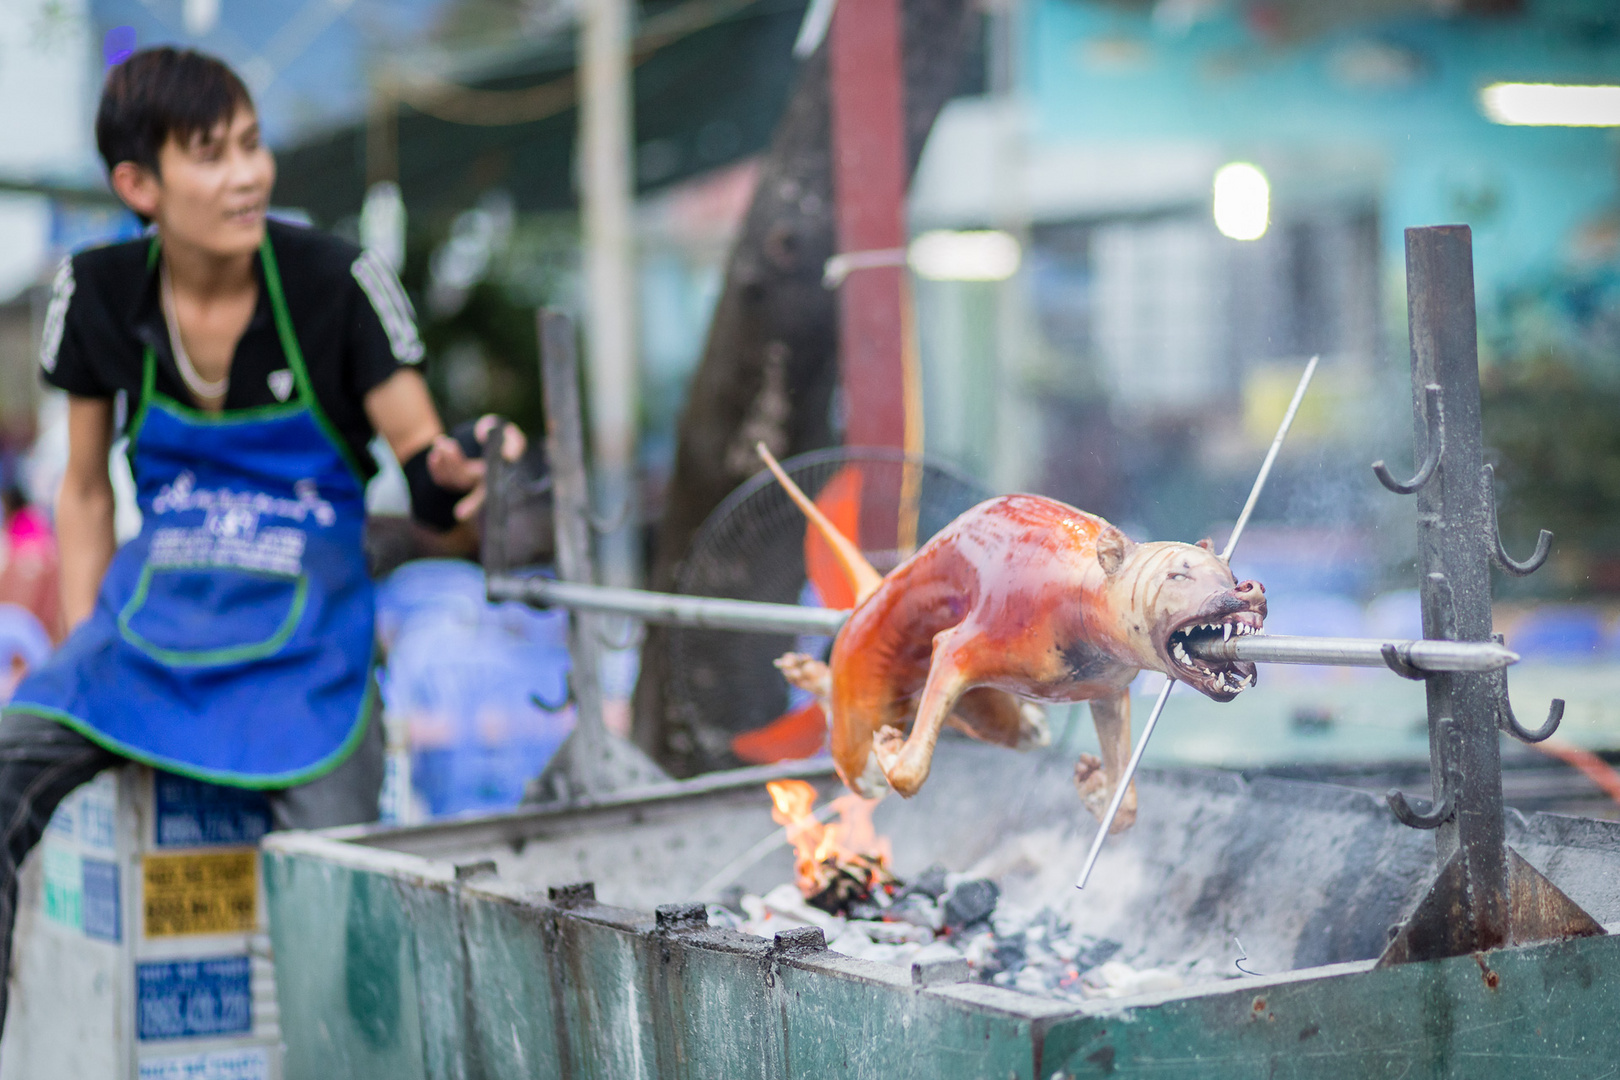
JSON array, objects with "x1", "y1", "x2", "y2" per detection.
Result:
[{"x1": 95, "y1": 47, "x2": 253, "y2": 177}]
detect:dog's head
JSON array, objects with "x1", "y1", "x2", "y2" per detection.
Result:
[{"x1": 1095, "y1": 528, "x2": 1266, "y2": 701}]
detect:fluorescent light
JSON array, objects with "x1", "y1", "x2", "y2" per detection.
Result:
[
  {"x1": 908, "y1": 230, "x2": 1021, "y2": 281},
  {"x1": 1480, "y1": 83, "x2": 1620, "y2": 126},
  {"x1": 1213, "y1": 162, "x2": 1269, "y2": 241}
]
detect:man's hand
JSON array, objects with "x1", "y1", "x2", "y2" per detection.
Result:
[{"x1": 425, "y1": 415, "x2": 527, "y2": 522}]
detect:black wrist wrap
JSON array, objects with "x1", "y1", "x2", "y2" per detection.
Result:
[{"x1": 403, "y1": 445, "x2": 461, "y2": 532}]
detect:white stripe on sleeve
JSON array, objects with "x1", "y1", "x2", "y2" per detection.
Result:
[
  {"x1": 351, "y1": 249, "x2": 425, "y2": 364},
  {"x1": 39, "y1": 257, "x2": 75, "y2": 374}
]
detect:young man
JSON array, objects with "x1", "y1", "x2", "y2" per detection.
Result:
[{"x1": 0, "y1": 47, "x2": 517, "y2": 1023}]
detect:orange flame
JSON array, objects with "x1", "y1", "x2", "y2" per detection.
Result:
[{"x1": 765, "y1": 780, "x2": 892, "y2": 899}]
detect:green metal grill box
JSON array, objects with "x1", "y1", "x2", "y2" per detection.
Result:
[{"x1": 263, "y1": 742, "x2": 1620, "y2": 1080}]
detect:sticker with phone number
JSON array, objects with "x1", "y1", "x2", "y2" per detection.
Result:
[{"x1": 142, "y1": 851, "x2": 256, "y2": 937}]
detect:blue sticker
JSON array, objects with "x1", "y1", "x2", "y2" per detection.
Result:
[
  {"x1": 137, "y1": 956, "x2": 252, "y2": 1041},
  {"x1": 154, "y1": 774, "x2": 270, "y2": 848},
  {"x1": 79, "y1": 786, "x2": 117, "y2": 852},
  {"x1": 82, "y1": 858, "x2": 120, "y2": 943}
]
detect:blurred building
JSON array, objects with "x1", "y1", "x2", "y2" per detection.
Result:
[
  {"x1": 910, "y1": 0, "x2": 1620, "y2": 595},
  {"x1": 0, "y1": 0, "x2": 1612, "y2": 603}
]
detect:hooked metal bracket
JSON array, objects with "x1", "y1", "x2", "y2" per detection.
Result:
[
  {"x1": 1481, "y1": 464, "x2": 1553, "y2": 576},
  {"x1": 1374, "y1": 225, "x2": 1603, "y2": 964},
  {"x1": 1489, "y1": 634, "x2": 1563, "y2": 743},
  {"x1": 1387, "y1": 787, "x2": 1454, "y2": 830},
  {"x1": 530, "y1": 689, "x2": 573, "y2": 714},
  {"x1": 1386, "y1": 719, "x2": 1462, "y2": 830},
  {"x1": 1425, "y1": 572, "x2": 1458, "y2": 642},
  {"x1": 1379, "y1": 574, "x2": 1457, "y2": 678},
  {"x1": 1373, "y1": 384, "x2": 1444, "y2": 495},
  {"x1": 1380, "y1": 643, "x2": 1427, "y2": 680}
]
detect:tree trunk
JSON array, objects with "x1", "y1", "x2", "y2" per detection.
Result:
[{"x1": 632, "y1": 0, "x2": 977, "y2": 773}]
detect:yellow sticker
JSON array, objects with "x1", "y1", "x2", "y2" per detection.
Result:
[{"x1": 143, "y1": 851, "x2": 257, "y2": 937}]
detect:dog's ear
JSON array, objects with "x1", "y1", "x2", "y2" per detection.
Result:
[
  {"x1": 1096, "y1": 526, "x2": 1135, "y2": 576},
  {"x1": 1195, "y1": 537, "x2": 1215, "y2": 553}
]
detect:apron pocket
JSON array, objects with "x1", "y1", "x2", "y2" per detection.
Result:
[{"x1": 118, "y1": 565, "x2": 310, "y2": 668}]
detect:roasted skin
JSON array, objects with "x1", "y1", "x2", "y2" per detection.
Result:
[{"x1": 761, "y1": 446, "x2": 1266, "y2": 832}]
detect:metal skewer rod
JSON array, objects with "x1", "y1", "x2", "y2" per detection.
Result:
[
  {"x1": 1187, "y1": 634, "x2": 1517, "y2": 672},
  {"x1": 1077, "y1": 356, "x2": 1319, "y2": 889},
  {"x1": 1222, "y1": 355, "x2": 1318, "y2": 561},
  {"x1": 488, "y1": 574, "x2": 851, "y2": 635},
  {"x1": 490, "y1": 578, "x2": 1517, "y2": 670}
]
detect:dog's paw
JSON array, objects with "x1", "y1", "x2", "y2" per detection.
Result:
[
  {"x1": 774, "y1": 652, "x2": 832, "y2": 698},
  {"x1": 1073, "y1": 756, "x2": 1137, "y2": 832},
  {"x1": 872, "y1": 724, "x2": 906, "y2": 766}
]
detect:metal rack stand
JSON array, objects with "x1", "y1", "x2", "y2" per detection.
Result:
[
  {"x1": 483, "y1": 311, "x2": 669, "y2": 804},
  {"x1": 1374, "y1": 225, "x2": 1603, "y2": 965}
]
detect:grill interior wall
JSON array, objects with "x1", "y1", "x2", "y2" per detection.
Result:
[{"x1": 354, "y1": 740, "x2": 1620, "y2": 976}]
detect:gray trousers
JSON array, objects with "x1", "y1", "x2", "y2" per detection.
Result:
[{"x1": 0, "y1": 708, "x2": 384, "y2": 1027}]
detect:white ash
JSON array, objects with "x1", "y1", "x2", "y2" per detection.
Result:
[{"x1": 709, "y1": 867, "x2": 1230, "y2": 1002}]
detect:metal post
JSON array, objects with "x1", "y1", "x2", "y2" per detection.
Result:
[
  {"x1": 579, "y1": 0, "x2": 640, "y2": 587},
  {"x1": 541, "y1": 311, "x2": 605, "y2": 732},
  {"x1": 1410, "y1": 225, "x2": 1508, "y2": 947},
  {"x1": 1377, "y1": 226, "x2": 1602, "y2": 964},
  {"x1": 523, "y1": 311, "x2": 667, "y2": 803}
]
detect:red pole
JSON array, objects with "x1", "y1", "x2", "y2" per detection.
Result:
[{"x1": 827, "y1": 0, "x2": 909, "y2": 451}]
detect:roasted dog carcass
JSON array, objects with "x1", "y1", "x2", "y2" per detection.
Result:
[{"x1": 759, "y1": 445, "x2": 1266, "y2": 833}]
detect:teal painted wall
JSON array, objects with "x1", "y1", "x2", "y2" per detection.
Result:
[{"x1": 1022, "y1": 0, "x2": 1620, "y2": 306}]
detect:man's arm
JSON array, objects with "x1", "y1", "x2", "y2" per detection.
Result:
[
  {"x1": 364, "y1": 368, "x2": 525, "y2": 531},
  {"x1": 364, "y1": 366, "x2": 442, "y2": 465},
  {"x1": 57, "y1": 395, "x2": 116, "y2": 631}
]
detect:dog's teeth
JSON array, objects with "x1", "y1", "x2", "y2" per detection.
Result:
[{"x1": 1222, "y1": 623, "x2": 1232, "y2": 641}]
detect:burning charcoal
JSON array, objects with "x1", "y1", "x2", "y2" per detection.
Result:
[
  {"x1": 846, "y1": 900, "x2": 885, "y2": 922},
  {"x1": 864, "y1": 920, "x2": 934, "y2": 945},
  {"x1": 887, "y1": 895, "x2": 943, "y2": 932},
  {"x1": 806, "y1": 852, "x2": 898, "y2": 915},
  {"x1": 942, "y1": 879, "x2": 999, "y2": 931},
  {"x1": 990, "y1": 932, "x2": 1027, "y2": 974},
  {"x1": 896, "y1": 863, "x2": 949, "y2": 901},
  {"x1": 1074, "y1": 938, "x2": 1123, "y2": 972}
]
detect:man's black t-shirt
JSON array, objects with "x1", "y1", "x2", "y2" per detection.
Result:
[{"x1": 39, "y1": 218, "x2": 425, "y2": 479}]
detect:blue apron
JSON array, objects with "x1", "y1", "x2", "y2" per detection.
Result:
[{"x1": 6, "y1": 236, "x2": 375, "y2": 787}]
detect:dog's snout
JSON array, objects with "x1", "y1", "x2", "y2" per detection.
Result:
[{"x1": 1233, "y1": 579, "x2": 1264, "y2": 598}]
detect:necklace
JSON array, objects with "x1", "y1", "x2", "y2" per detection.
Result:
[{"x1": 159, "y1": 262, "x2": 230, "y2": 404}]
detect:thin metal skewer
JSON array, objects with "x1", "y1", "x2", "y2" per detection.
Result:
[
  {"x1": 1077, "y1": 355, "x2": 1319, "y2": 889},
  {"x1": 1222, "y1": 354, "x2": 1318, "y2": 562}
]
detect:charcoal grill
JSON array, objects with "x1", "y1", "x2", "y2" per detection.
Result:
[
  {"x1": 262, "y1": 225, "x2": 1620, "y2": 1078},
  {"x1": 263, "y1": 737, "x2": 1620, "y2": 1077}
]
